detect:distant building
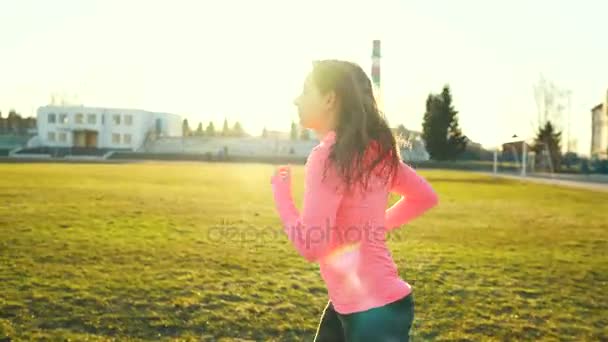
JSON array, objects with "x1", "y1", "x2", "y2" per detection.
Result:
[
  {"x1": 462, "y1": 140, "x2": 493, "y2": 160},
  {"x1": 264, "y1": 130, "x2": 291, "y2": 140},
  {"x1": 502, "y1": 141, "x2": 532, "y2": 160},
  {"x1": 36, "y1": 105, "x2": 182, "y2": 151},
  {"x1": 391, "y1": 127, "x2": 430, "y2": 161},
  {"x1": 145, "y1": 126, "x2": 431, "y2": 160},
  {"x1": 591, "y1": 92, "x2": 608, "y2": 159},
  {"x1": 146, "y1": 134, "x2": 319, "y2": 158}
]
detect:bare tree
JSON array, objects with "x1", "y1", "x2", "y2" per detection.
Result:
[{"x1": 533, "y1": 75, "x2": 571, "y2": 153}]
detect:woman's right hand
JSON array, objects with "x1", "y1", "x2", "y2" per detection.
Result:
[{"x1": 271, "y1": 165, "x2": 291, "y2": 186}]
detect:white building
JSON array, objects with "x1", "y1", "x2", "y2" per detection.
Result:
[
  {"x1": 591, "y1": 90, "x2": 608, "y2": 159},
  {"x1": 36, "y1": 105, "x2": 182, "y2": 151}
]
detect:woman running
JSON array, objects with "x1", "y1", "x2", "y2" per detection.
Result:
[{"x1": 270, "y1": 59, "x2": 438, "y2": 341}]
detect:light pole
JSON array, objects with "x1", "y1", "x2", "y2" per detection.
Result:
[
  {"x1": 493, "y1": 148, "x2": 498, "y2": 175},
  {"x1": 513, "y1": 134, "x2": 527, "y2": 177}
]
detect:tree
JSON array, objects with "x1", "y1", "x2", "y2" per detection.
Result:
[
  {"x1": 7, "y1": 110, "x2": 20, "y2": 135},
  {"x1": 581, "y1": 158, "x2": 590, "y2": 174},
  {"x1": 532, "y1": 121, "x2": 562, "y2": 172},
  {"x1": 232, "y1": 121, "x2": 245, "y2": 137},
  {"x1": 442, "y1": 87, "x2": 468, "y2": 159},
  {"x1": 182, "y1": 119, "x2": 191, "y2": 137},
  {"x1": 422, "y1": 85, "x2": 468, "y2": 160},
  {"x1": 22, "y1": 117, "x2": 36, "y2": 135},
  {"x1": 395, "y1": 124, "x2": 409, "y2": 138},
  {"x1": 290, "y1": 121, "x2": 298, "y2": 140},
  {"x1": 300, "y1": 127, "x2": 311, "y2": 140},
  {"x1": 222, "y1": 118, "x2": 230, "y2": 136},
  {"x1": 196, "y1": 122, "x2": 204, "y2": 136},
  {"x1": 262, "y1": 126, "x2": 268, "y2": 138},
  {"x1": 26, "y1": 117, "x2": 36, "y2": 130},
  {"x1": 563, "y1": 152, "x2": 579, "y2": 170},
  {"x1": 422, "y1": 94, "x2": 443, "y2": 159},
  {"x1": 206, "y1": 122, "x2": 216, "y2": 137},
  {"x1": 0, "y1": 111, "x2": 4, "y2": 134}
]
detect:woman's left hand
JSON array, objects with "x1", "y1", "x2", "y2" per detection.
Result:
[{"x1": 271, "y1": 165, "x2": 291, "y2": 185}]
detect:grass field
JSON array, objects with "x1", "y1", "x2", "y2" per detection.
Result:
[{"x1": 1, "y1": 162, "x2": 607, "y2": 341}]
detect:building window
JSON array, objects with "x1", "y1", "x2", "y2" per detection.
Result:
[
  {"x1": 87, "y1": 113, "x2": 96, "y2": 124},
  {"x1": 124, "y1": 114, "x2": 133, "y2": 126},
  {"x1": 113, "y1": 114, "x2": 121, "y2": 125},
  {"x1": 48, "y1": 113, "x2": 56, "y2": 124},
  {"x1": 123, "y1": 134, "x2": 132, "y2": 144},
  {"x1": 112, "y1": 133, "x2": 120, "y2": 144},
  {"x1": 101, "y1": 114, "x2": 105, "y2": 125},
  {"x1": 59, "y1": 113, "x2": 68, "y2": 124},
  {"x1": 58, "y1": 132, "x2": 67, "y2": 142},
  {"x1": 75, "y1": 113, "x2": 84, "y2": 124},
  {"x1": 48, "y1": 132, "x2": 56, "y2": 142}
]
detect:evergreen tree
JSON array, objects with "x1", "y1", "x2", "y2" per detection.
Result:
[
  {"x1": 232, "y1": 121, "x2": 245, "y2": 137},
  {"x1": 222, "y1": 118, "x2": 230, "y2": 136},
  {"x1": 533, "y1": 121, "x2": 562, "y2": 171},
  {"x1": 422, "y1": 85, "x2": 468, "y2": 160},
  {"x1": 182, "y1": 119, "x2": 191, "y2": 137},
  {"x1": 290, "y1": 121, "x2": 298, "y2": 140},
  {"x1": 206, "y1": 122, "x2": 216, "y2": 137}
]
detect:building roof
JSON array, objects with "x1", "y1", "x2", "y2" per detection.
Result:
[
  {"x1": 502, "y1": 140, "x2": 533, "y2": 149},
  {"x1": 38, "y1": 105, "x2": 181, "y2": 118},
  {"x1": 592, "y1": 103, "x2": 603, "y2": 112}
]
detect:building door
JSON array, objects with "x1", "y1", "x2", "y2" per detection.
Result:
[
  {"x1": 73, "y1": 130, "x2": 98, "y2": 148},
  {"x1": 73, "y1": 131, "x2": 86, "y2": 147},
  {"x1": 85, "y1": 131, "x2": 98, "y2": 148}
]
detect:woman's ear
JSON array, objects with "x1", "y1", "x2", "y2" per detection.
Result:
[{"x1": 324, "y1": 90, "x2": 338, "y2": 111}]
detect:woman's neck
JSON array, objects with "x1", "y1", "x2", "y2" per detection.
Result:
[{"x1": 314, "y1": 127, "x2": 335, "y2": 141}]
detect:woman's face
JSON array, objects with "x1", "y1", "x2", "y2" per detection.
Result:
[{"x1": 293, "y1": 73, "x2": 335, "y2": 130}]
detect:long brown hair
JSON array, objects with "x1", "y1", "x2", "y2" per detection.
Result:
[{"x1": 311, "y1": 59, "x2": 400, "y2": 194}]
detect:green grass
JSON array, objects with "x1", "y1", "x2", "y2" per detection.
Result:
[{"x1": 1, "y1": 162, "x2": 607, "y2": 341}]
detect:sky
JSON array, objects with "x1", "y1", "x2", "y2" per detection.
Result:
[{"x1": 0, "y1": 0, "x2": 606, "y2": 154}]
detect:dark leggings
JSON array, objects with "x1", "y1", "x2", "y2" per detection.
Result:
[{"x1": 313, "y1": 293, "x2": 415, "y2": 342}]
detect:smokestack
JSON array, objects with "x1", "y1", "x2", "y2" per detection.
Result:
[
  {"x1": 371, "y1": 40, "x2": 381, "y2": 90},
  {"x1": 371, "y1": 40, "x2": 383, "y2": 111},
  {"x1": 605, "y1": 88, "x2": 608, "y2": 118}
]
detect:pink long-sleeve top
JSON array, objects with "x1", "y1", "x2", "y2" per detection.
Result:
[{"x1": 270, "y1": 130, "x2": 438, "y2": 314}]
